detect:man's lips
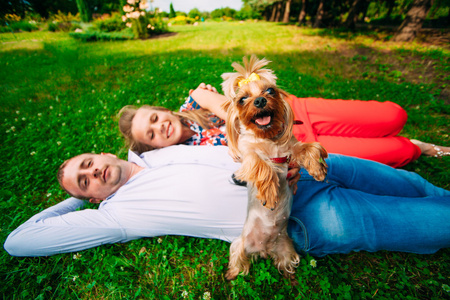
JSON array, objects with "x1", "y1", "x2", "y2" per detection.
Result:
[{"x1": 102, "y1": 167, "x2": 108, "y2": 182}]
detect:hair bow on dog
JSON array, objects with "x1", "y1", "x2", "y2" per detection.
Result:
[{"x1": 238, "y1": 73, "x2": 260, "y2": 87}]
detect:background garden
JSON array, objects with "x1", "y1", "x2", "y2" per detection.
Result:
[{"x1": 1, "y1": 1, "x2": 450, "y2": 299}]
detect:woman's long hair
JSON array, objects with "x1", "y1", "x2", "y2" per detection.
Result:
[{"x1": 118, "y1": 105, "x2": 213, "y2": 154}]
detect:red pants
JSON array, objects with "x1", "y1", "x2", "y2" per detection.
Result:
[{"x1": 287, "y1": 96, "x2": 421, "y2": 168}]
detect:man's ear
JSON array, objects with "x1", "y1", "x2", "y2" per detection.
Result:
[
  {"x1": 100, "y1": 153, "x2": 117, "y2": 158},
  {"x1": 89, "y1": 198, "x2": 104, "y2": 204}
]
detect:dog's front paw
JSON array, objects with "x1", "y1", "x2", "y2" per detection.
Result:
[
  {"x1": 256, "y1": 172, "x2": 280, "y2": 209},
  {"x1": 256, "y1": 181, "x2": 278, "y2": 210},
  {"x1": 309, "y1": 158, "x2": 328, "y2": 182},
  {"x1": 296, "y1": 142, "x2": 328, "y2": 182}
]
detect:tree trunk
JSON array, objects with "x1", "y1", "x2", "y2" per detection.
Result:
[
  {"x1": 344, "y1": 0, "x2": 364, "y2": 29},
  {"x1": 313, "y1": 0, "x2": 325, "y2": 28},
  {"x1": 392, "y1": 0, "x2": 432, "y2": 42},
  {"x1": 275, "y1": 1, "x2": 284, "y2": 22},
  {"x1": 298, "y1": 0, "x2": 307, "y2": 24},
  {"x1": 269, "y1": 2, "x2": 277, "y2": 22},
  {"x1": 282, "y1": 0, "x2": 292, "y2": 23}
]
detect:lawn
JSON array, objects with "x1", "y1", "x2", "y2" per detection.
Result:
[{"x1": 0, "y1": 21, "x2": 449, "y2": 299}]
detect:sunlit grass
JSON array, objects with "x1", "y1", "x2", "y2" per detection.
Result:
[{"x1": 0, "y1": 21, "x2": 449, "y2": 299}]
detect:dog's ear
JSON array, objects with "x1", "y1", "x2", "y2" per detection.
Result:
[
  {"x1": 221, "y1": 72, "x2": 240, "y2": 100},
  {"x1": 221, "y1": 99, "x2": 232, "y2": 112},
  {"x1": 225, "y1": 105, "x2": 242, "y2": 159}
]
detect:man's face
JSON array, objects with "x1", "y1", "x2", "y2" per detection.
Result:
[{"x1": 61, "y1": 153, "x2": 131, "y2": 202}]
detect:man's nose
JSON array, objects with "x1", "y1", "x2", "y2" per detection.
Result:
[{"x1": 92, "y1": 168, "x2": 101, "y2": 178}]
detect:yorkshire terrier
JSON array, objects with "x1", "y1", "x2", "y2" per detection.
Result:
[{"x1": 221, "y1": 55, "x2": 328, "y2": 280}]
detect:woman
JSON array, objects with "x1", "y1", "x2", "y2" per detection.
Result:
[{"x1": 118, "y1": 83, "x2": 449, "y2": 168}]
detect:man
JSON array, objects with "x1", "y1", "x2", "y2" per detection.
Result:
[{"x1": 4, "y1": 145, "x2": 450, "y2": 257}]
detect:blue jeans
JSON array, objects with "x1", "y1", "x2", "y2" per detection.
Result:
[{"x1": 288, "y1": 154, "x2": 450, "y2": 257}]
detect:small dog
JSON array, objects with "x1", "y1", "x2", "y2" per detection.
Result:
[{"x1": 221, "y1": 55, "x2": 328, "y2": 280}]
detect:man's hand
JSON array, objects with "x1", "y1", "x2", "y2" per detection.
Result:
[{"x1": 287, "y1": 163, "x2": 301, "y2": 195}]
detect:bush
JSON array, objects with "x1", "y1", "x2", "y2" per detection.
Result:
[
  {"x1": 69, "y1": 28, "x2": 135, "y2": 41},
  {"x1": 3, "y1": 20, "x2": 39, "y2": 32},
  {"x1": 122, "y1": 0, "x2": 169, "y2": 39},
  {"x1": 169, "y1": 15, "x2": 196, "y2": 25},
  {"x1": 50, "y1": 11, "x2": 80, "y2": 23},
  {"x1": 47, "y1": 21, "x2": 80, "y2": 32},
  {"x1": 93, "y1": 13, "x2": 126, "y2": 32}
]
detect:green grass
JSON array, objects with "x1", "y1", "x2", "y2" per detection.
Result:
[{"x1": 1, "y1": 21, "x2": 449, "y2": 299}]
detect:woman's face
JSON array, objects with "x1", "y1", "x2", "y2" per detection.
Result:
[{"x1": 131, "y1": 107, "x2": 187, "y2": 148}]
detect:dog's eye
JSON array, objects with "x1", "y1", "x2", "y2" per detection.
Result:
[
  {"x1": 238, "y1": 97, "x2": 247, "y2": 105},
  {"x1": 266, "y1": 88, "x2": 275, "y2": 96}
]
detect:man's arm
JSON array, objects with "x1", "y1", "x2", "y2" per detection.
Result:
[{"x1": 4, "y1": 197, "x2": 126, "y2": 257}]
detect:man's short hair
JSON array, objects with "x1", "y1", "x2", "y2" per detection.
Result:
[{"x1": 57, "y1": 157, "x2": 89, "y2": 200}]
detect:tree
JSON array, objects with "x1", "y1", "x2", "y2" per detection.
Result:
[
  {"x1": 298, "y1": 0, "x2": 307, "y2": 24},
  {"x1": 188, "y1": 8, "x2": 202, "y2": 19},
  {"x1": 313, "y1": 0, "x2": 325, "y2": 27},
  {"x1": 392, "y1": 0, "x2": 432, "y2": 41},
  {"x1": 274, "y1": 1, "x2": 283, "y2": 21},
  {"x1": 282, "y1": 0, "x2": 292, "y2": 23},
  {"x1": 169, "y1": 2, "x2": 176, "y2": 18},
  {"x1": 76, "y1": 0, "x2": 91, "y2": 22},
  {"x1": 344, "y1": 0, "x2": 366, "y2": 29}
]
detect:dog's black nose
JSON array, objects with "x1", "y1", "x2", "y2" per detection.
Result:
[{"x1": 254, "y1": 97, "x2": 267, "y2": 108}]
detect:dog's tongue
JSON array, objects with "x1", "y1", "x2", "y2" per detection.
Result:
[{"x1": 255, "y1": 116, "x2": 271, "y2": 126}]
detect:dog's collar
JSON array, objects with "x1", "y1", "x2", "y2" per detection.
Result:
[{"x1": 270, "y1": 155, "x2": 290, "y2": 164}]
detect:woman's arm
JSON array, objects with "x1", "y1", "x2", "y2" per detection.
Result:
[
  {"x1": 4, "y1": 198, "x2": 126, "y2": 257},
  {"x1": 189, "y1": 83, "x2": 229, "y2": 120}
]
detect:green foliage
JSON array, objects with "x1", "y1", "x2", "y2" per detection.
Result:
[
  {"x1": 47, "y1": 21, "x2": 81, "y2": 32},
  {"x1": 169, "y1": 2, "x2": 176, "y2": 18},
  {"x1": 210, "y1": 7, "x2": 237, "y2": 19},
  {"x1": 122, "y1": 1, "x2": 169, "y2": 39},
  {"x1": 236, "y1": 5, "x2": 262, "y2": 20},
  {"x1": 0, "y1": 22, "x2": 449, "y2": 299},
  {"x1": 92, "y1": 12, "x2": 126, "y2": 32},
  {"x1": 188, "y1": 8, "x2": 202, "y2": 19},
  {"x1": 169, "y1": 16, "x2": 197, "y2": 25},
  {"x1": 70, "y1": 28, "x2": 134, "y2": 41},
  {"x1": 49, "y1": 10, "x2": 80, "y2": 22},
  {"x1": 0, "y1": 20, "x2": 39, "y2": 32},
  {"x1": 76, "y1": 0, "x2": 91, "y2": 22}
]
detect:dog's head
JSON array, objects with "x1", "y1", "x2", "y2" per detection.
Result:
[{"x1": 221, "y1": 55, "x2": 294, "y2": 157}]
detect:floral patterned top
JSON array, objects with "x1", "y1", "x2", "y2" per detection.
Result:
[{"x1": 179, "y1": 96, "x2": 228, "y2": 146}]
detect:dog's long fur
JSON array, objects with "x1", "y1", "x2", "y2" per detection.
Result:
[{"x1": 221, "y1": 55, "x2": 328, "y2": 280}]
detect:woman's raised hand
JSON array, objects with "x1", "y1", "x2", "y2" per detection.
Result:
[{"x1": 189, "y1": 83, "x2": 218, "y2": 95}]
